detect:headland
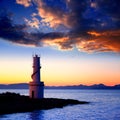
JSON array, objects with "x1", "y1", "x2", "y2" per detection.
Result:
[{"x1": 0, "y1": 92, "x2": 89, "y2": 115}]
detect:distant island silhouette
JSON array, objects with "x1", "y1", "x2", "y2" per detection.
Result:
[{"x1": 0, "y1": 83, "x2": 120, "y2": 89}]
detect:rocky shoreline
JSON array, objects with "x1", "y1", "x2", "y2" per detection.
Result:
[{"x1": 0, "y1": 92, "x2": 89, "y2": 115}]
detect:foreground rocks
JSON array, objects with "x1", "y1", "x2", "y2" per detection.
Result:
[{"x1": 0, "y1": 92, "x2": 89, "y2": 115}]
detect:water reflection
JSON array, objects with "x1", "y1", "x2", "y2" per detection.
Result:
[{"x1": 29, "y1": 110, "x2": 44, "y2": 120}]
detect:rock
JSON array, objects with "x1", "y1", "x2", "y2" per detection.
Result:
[{"x1": 0, "y1": 92, "x2": 89, "y2": 115}]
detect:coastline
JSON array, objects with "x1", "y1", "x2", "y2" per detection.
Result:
[{"x1": 0, "y1": 92, "x2": 89, "y2": 115}]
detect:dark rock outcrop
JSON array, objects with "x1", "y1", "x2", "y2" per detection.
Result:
[{"x1": 0, "y1": 92, "x2": 89, "y2": 115}]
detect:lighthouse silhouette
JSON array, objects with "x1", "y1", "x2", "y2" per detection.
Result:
[{"x1": 29, "y1": 54, "x2": 44, "y2": 99}]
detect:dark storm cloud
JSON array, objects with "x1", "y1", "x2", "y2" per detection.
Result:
[
  {"x1": 96, "y1": 0, "x2": 120, "y2": 28},
  {"x1": 97, "y1": 0, "x2": 120, "y2": 19},
  {"x1": 0, "y1": 14, "x2": 66, "y2": 46},
  {"x1": 0, "y1": 15, "x2": 35, "y2": 45},
  {"x1": 0, "y1": 0, "x2": 120, "y2": 52},
  {"x1": 36, "y1": 0, "x2": 120, "y2": 52},
  {"x1": 0, "y1": 16, "x2": 24, "y2": 40}
]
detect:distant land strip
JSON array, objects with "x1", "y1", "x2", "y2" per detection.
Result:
[{"x1": 0, "y1": 83, "x2": 120, "y2": 89}]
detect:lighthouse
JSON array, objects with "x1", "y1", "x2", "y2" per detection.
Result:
[{"x1": 29, "y1": 54, "x2": 44, "y2": 99}]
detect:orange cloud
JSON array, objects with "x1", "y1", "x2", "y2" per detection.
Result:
[
  {"x1": 86, "y1": 30, "x2": 120, "y2": 52},
  {"x1": 43, "y1": 36, "x2": 73, "y2": 50},
  {"x1": 16, "y1": 0, "x2": 32, "y2": 7},
  {"x1": 87, "y1": 31, "x2": 101, "y2": 37},
  {"x1": 36, "y1": 0, "x2": 70, "y2": 28},
  {"x1": 41, "y1": 30, "x2": 120, "y2": 53}
]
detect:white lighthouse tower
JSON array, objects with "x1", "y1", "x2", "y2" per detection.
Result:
[{"x1": 29, "y1": 54, "x2": 44, "y2": 99}]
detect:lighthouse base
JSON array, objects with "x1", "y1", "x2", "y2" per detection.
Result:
[{"x1": 29, "y1": 82, "x2": 44, "y2": 99}]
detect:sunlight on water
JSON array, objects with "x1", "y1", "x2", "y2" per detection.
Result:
[{"x1": 0, "y1": 89, "x2": 120, "y2": 120}]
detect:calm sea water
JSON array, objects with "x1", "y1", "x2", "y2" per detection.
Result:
[{"x1": 0, "y1": 89, "x2": 120, "y2": 120}]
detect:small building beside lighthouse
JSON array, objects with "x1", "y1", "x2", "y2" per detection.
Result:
[{"x1": 29, "y1": 54, "x2": 44, "y2": 99}]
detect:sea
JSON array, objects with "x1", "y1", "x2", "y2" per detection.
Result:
[{"x1": 0, "y1": 89, "x2": 120, "y2": 120}]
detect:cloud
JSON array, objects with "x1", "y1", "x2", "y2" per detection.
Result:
[
  {"x1": 0, "y1": 0, "x2": 120, "y2": 53},
  {"x1": 25, "y1": 17, "x2": 40, "y2": 29},
  {"x1": 97, "y1": 0, "x2": 120, "y2": 19},
  {"x1": 16, "y1": 0, "x2": 32, "y2": 7},
  {"x1": 35, "y1": 0, "x2": 69, "y2": 28},
  {"x1": 77, "y1": 30, "x2": 120, "y2": 52},
  {"x1": 0, "y1": 13, "x2": 48, "y2": 46},
  {"x1": 34, "y1": 0, "x2": 89, "y2": 29},
  {"x1": 45, "y1": 30, "x2": 120, "y2": 53},
  {"x1": 0, "y1": 14, "x2": 66, "y2": 47}
]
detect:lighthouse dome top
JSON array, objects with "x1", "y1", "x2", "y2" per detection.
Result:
[{"x1": 33, "y1": 54, "x2": 40, "y2": 57}]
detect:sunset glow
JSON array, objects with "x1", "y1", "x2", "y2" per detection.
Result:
[{"x1": 0, "y1": 0, "x2": 120, "y2": 86}]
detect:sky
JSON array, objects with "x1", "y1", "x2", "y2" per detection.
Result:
[{"x1": 0, "y1": 0, "x2": 120, "y2": 86}]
